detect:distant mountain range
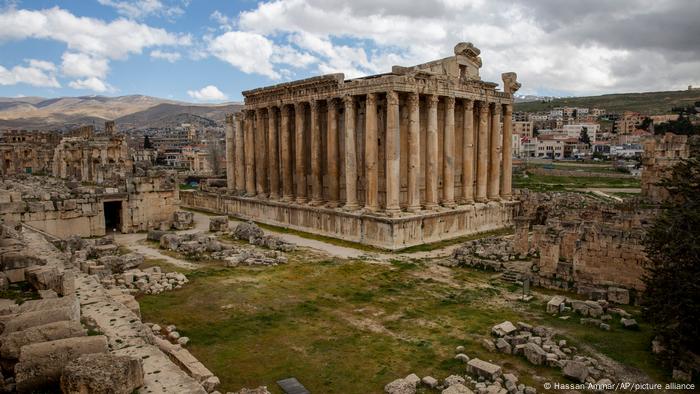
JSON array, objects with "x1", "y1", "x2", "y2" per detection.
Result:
[
  {"x1": 0, "y1": 95, "x2": 243, "y2": 130},
  {"x1": 514, "y1": 89, "x2": 700, "y2": 114}
]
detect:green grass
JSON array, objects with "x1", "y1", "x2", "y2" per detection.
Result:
[
  {"x1": 255, "y1": 222, "x2": 384, "y2": 253},
  {"x1": 514, "y1": 89, "x2": 700, "y2": 114},
  {"x1": 514, "y1": 173, "x2": 640, "y2": 192},
  {"x1": 0, "y1": 282, "x2": 39, "y2": 304},
  {"x1": 139, "y1": 254, "x2": 663, "y2": 393}
]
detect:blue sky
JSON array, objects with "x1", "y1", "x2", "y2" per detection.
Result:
[{"x1": 1, "y1": 0, "x2": 698, "y2": 102}]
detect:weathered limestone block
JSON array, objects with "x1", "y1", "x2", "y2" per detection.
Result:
[
  {"x1": 232, "y1": 221, "x2": 264, "y2": 241},
  {"x1": 492, "y1": 321, "x2": 517, "y2": 337},
  {"x1": 442, "y1": 383, "x2": 474, "y2": 394},
  {"x1": 0, "y1": 320, "x2": 85, "y2": 360},
  {"x1": 231, "y1": 388, "x2": 272, "y2": 394},
  {"x1": 546, "y1": 296, "x2": 566, "y2": 314},
  {"x1": 25, "y1": 266, "x2": 61, "y2": 292},
  {"x1": 1, "y1": 296, "x2": 80, "y2": 334},
  {"x1": 209, "y1": 216, "x2": 229, "y2": 232},
  {"x1": 524, "y1": 343, "x2": 547, "y2": 365},
  {"x1": 384, "y1": 377, "x2": 417, "y2": 394},
  {"x1": 98, "y1": 253, "x2": 143, "y2": 273},
  {"x1": 155, "y1": 337, "x2": 216, "y2": 385},
  {"x1": 607, "y1": 287, "x2": 630, "y2": 305},
  {"x1": 60, "y1": 353, "x2": 144, "y2": 394},
  {"x1": 466, "y1": 358, "x2": 502, "y2": 380},
  {"x1": 173, "y1": 210, "x2": 194, "y2": 230},
  {"x1": 0, "y1": 299, "x2": 18, "y2": 315},
  {"x1": 562, "y1": 360, "x2": 589, "y2": 382},
  {"x1": 1, "y1": 252, "x2": 44, "y2": 282},
  {"x1": 14, "y1": 335, "x2": 108, "y2": 392},
  {"x1": 147, "y1": 230, "x2": 168, "y2": 242}
]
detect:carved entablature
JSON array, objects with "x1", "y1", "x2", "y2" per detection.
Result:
[{"x1": 241, "y1": 43, "x2": 515, "y2": 108}]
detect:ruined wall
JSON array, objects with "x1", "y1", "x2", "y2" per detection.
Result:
[
  {"x1": 514, "y1": 191, "x2": 653, "y2": 294},
  {"x1": 641, "y1": 133, "x2": 700, "y2": 203},
  {"x1": 121, "y1": 173, "x2": 179, "y2": 232}
]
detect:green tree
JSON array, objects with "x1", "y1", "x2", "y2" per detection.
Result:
[
  {"x1": 579, "y1": 127, "x2": 591, "y2": 146},
  {"x1": 143, "y1": 135, "x2": 154, "y2": 149},
  {"x1": 654, "y1": 114, "x2": 700, "y2": 135},
  {"x1": 642, "y1": 153, "x2": 700, "y2": 368}
]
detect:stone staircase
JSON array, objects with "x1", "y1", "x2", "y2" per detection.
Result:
[{"x1": 501, "y1": 270, "x2": 520, "y2": 283}]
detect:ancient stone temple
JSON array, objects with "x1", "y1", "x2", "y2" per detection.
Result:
[{"x1": 188, "y1": 43, "x2": 520, "y2": 249}]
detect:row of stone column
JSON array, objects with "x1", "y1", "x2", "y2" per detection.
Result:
[{"x1": 224, "y1": 93, "x2": 514, "y2": 214}]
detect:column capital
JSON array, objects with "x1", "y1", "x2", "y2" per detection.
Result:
[
  {"x1": 294, "y1": 101, "x2": 305, "y2": 111},
  {"x1": 342, "y1": 94, "x2": 354, "y2": 106},
  {"x1": 464, "y1": 99, "x2": 474, "y2": 110},
  {"x1": 478, "y1": 101, "x2": 489, "y2": 114},
  {"x1": 386, "y1": 90, "x2": 399, "y2": 105},
  {"x1": 309, "y1": 99, "x2": 319, "y2": 111},
  {"x1": 445, "y1": 96, "x2": 456, "y2": 109},
  {"x1": 366, "y1": 92, "x2": 377, "y2": 105},
  {"x1": 503, "y1": 103, "x2": 513, "y2": 115},
  {"x1": 327, "y1": 97, "x2": 338, "y2": 109},
  {"x1": 491, "y1": 102, "x2": 501, "y2": 114},
  {"x1": 225, "y1": 114, "x2": 234, "y2": 124},
  {"x1": 255, "y1": 107, "x2": 265, "y2": 116},
  {"x1": 234, "y1": 112, "x2": 244, "y2": 121},
  {"x1": 427, "y1": 94, "x2": 439, "y2": 108},
  {"x1": 407, "y1": 92, "x2": 419, "y2": 110},
  {"x1": 281, "y1": 103, "x2": 292, "y2": 115}
]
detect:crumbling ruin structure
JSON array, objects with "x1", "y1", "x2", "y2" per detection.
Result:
[
  {"x1": 641, "y1": 132, "x2": 700, "y2": 203},
  {"x1": 513, "y1": 192, "x2": 654, "y2": 299},
  {"x1": 184, "y1": 43, "x2": 520, "y2": 249},
  {"x1": 52, "y1": 123, "x2": 133, "y2": 185}
]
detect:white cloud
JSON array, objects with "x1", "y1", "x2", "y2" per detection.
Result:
[
  {"x1": 68, "y1": 77, "x2": 113, "y2": 92},
  {"x1": 61, "y1": 52, "x2": 109, "y2": 79},
  {"x1": 208, "y1": 0, "x2": 700, "y2": 95},
  {"x1": 208, "y1": 31, "x2": 279, "y2": 79},
  {"x1": 187, "y1": 85, "x2": 228, "y2": 101},
  {"x1": 0, "y1": 59, "x2": 60, "y2": 87},
  {"x1": 150, "y1": 49, "x2": 181, "y2": 62},
  {"x1": 0, "y1": 7, "x2": 191, "y2": 59},
  {"x1": 97, "y1": 0, "x2": 185, "y2": 20}
]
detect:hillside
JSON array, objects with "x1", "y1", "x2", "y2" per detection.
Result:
[
  {"x1": 514, "y1": 89, "x2": 700, "y2": 114},
  {"x1": 0, "y1": 95, "x2": 242, "y2": 130}
]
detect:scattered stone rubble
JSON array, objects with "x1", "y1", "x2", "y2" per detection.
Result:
[
  {"x1": 384, "y1": 349, "x2": 538, "y2": 394},
  {"x1": 451, "y1": 235, "x2": 529, "y2": 271},
  {"x1": 150, "y1": 221, "x2": 294, "y2": 267},
  {"x1": 546, "y1": 296, "x2": 638, "y2": 331},
  {"x1": 484, "y1": 320, "x2": 617, "y2": 385}
]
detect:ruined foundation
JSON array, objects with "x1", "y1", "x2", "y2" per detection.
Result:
[{"x1": 182, "y1": 190, "x2": 515, "y2": 250}]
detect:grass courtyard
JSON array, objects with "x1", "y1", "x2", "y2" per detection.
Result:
[{"x1": 138, "y1": 249, "x2": 662, "y2": 393}]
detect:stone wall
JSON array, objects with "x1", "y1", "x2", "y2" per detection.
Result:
[
  {"x1": 514, "y1": 191, "x2": 654, "y2": 296},
  {"x1": 181, "y1": 190, "x2": 515, "y2": 250},
  {"x1": 0, "y1": 173, "x2": 179, "y2": 238},
  {"x1": 641, "y1": 133, "x2": 700, "y2": 203}
]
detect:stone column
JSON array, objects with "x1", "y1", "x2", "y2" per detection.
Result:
[
  {"x1": 476, "y1": 101, "x2": 489, "y2": 202},
  {"x1": 407, "y1": 92, "x2": 421, "y2": 212},
  {"x1": 442, "y1": 96, "x2": 456, "y2": 207},
  {"x1": 309, "y1": 99, "x2": 322, "y2": 205},
  {"x1": 425, "y1": 95, "x2": 439, "y2": 209},
  {"x1": 294, "y1": 102, "x2": 307, "y2": 203},
  {"x1": 234, "y1": 113, "x2": 246, "y2": 194},
  {"x1": 255, "y1": 108, "x2": 267, "y2": 197},
  {"x1": 268, "y1": 106, "x2": 279, "y2": 199},
  {"x1": 364, "y1": 93, "x2": 379, "y2": 212},
  {"x1": 343, "y1": 95, "x2": 359, "y2": 210},
  {"x1": 385, "y1": 90, "x2": 401, "y2": 215},
  {"x1": 225, "y1": 114, "x2": 235, "y2": 192},
  {"x1": 501, "y1": 104, "x2": 513, "y2": 199},
  {"x1": 460, "y1": 100, "x2": 475, "y2": 204},
  {"x1": 244, "y1": 110, "x2": 256, "y2": 197},
  {"x1": 488, "y1": 103, "x2": 501, "y2": 200},
  {"x1": 326, "y1": 98, "x2": 340, "y2": 207},
  {"x1": 280, "y1": 105, "x2": 293, "y2": 201}
]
